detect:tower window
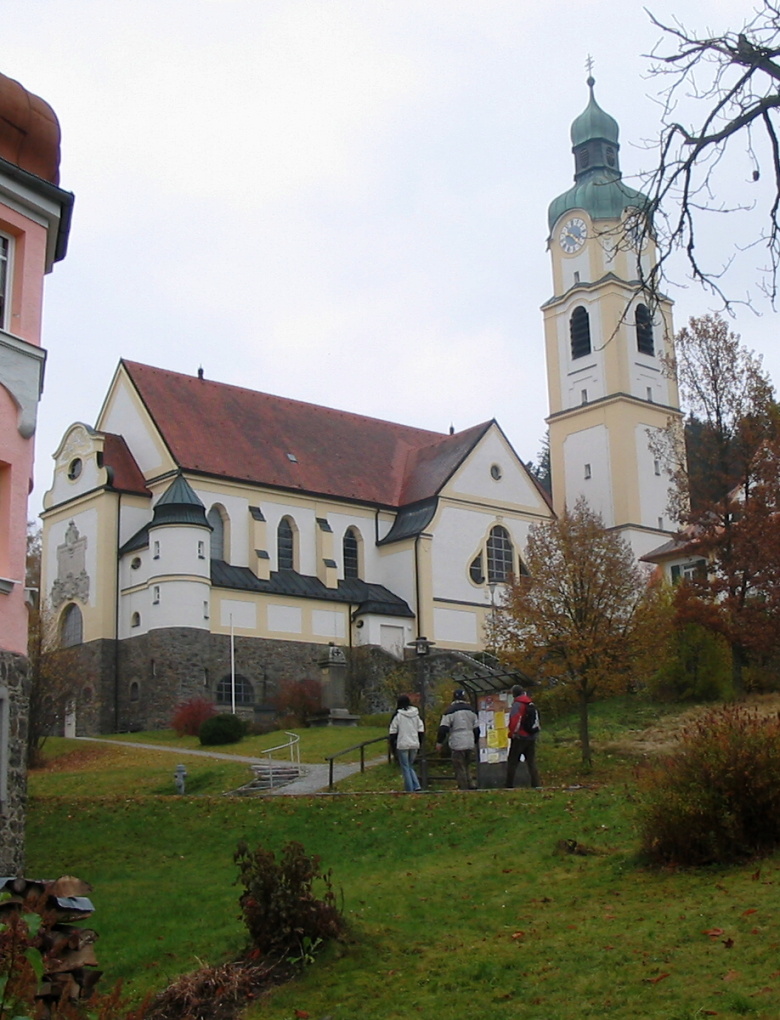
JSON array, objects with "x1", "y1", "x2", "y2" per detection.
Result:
[
  {"x1": 647, "y1": 387, "x2": 653, "y2": 402},
  {"x1": 570, "y1": 306, "x2": 591, "y2": 359},
  {"x1": 581, "y1": 389, "x2": 588, "y2": 405},
  {"x1": 60, "y1": 604, "x2": 83, "y2": 648},
  {"x1": 584, "y1": 463, "x2": 592, "y2": 479},
  {"x1": 216, "y1": 674, "x2": 254, "y2": 706},
  {"x1": 277, "y1": 517, "x2": 295, "y2": 570},
  {"x1": 207, "y1": 505, "x2": 229, "y2": 561},
  {"x1": 343, "y1": 527, "x2": 360, "y2": 579},
  {"x1": 0, "y1": 234, "x2": 10, "y2": 330},
  {"x1": 654, "y1": 459, "x2": 661, "y2": 476},
  {"x1": 131, "y1": 611, "x2": 141, "y2": 628},
  {"x1": 470, "y1": 553, "x2": 485, "y2": 585},
  {"x1": 486, "y1": 525, "x2": 514, "y2": 583},
  {"x1": 635, "y1": 303, "x2": 655, "y2": 356}
]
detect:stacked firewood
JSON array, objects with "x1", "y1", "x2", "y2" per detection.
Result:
[{"x1": 0, "y1": 875, "x2": 101, "y2": 1017}]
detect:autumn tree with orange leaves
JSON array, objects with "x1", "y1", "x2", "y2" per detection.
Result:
[
  {"x1": 494, "y1": 499, "x2": 654, "y2": 768},
  {"x1": 657, "y1": 314, "x2": 780, "y2": 692}
]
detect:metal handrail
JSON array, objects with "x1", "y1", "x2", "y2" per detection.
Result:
[
  {"x1": 324, "y1": 735, "x2": 391, "y2": 791},
  {"x1": 252, "y1": 731, "x2": 301, "y2": 790}
]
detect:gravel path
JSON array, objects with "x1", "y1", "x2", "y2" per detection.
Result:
[{"x1": 73, "y1": 736, "x2": 384, "y2": 795}]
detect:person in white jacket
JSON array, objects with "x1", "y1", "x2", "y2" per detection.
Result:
[{"x1": 388, "y1": 694, "x2": 425, "y2": 792}]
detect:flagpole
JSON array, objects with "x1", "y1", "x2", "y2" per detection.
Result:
[{"x1": 230, "y1": 613, "x2": 236, "y2": 714}]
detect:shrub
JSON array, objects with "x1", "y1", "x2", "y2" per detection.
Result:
[
  {"x1": 637, "y1": 706, "x2": 780, "y2": 865},
  {"x1": 171, "y1": 697, "x2": 216, "y2": 737},
  {"x1": 199, "y1": 713, "x2": 244, "y2": 746},
  {"x1": 273, "y1": 678, "x2": 322, "y2": 726},
  {"x1": 234, "y1": 840, "x2": 345, "y2": 958},
  {"x1": 648, "y1": 623, "x2": 732, "y2": 703}
]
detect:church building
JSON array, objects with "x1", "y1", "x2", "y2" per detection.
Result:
[
  {"x1": 40, "y1": 360, "x2": 552, "y2": 733},
  {"x1": 39, "y1": 77, "x2": 683, "y2": 735}
]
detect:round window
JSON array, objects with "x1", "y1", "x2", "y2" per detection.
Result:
[
  {"x1": 490, "y1": 464, "x2": 502, "y2": 481},
  {"x1": 131, "y1": 556, "x2": 141, "y2": 570},
  {"x1": 67, "y1": 458, "x2": 82, "y2": 480}
]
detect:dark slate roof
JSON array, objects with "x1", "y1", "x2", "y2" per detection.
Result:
[
  {"x1": 378, "y1": 499, "x2": 437, "y2": 546},
  {"x1": 119, "y1": 524, "x2": 150, "y2": 555},
  {"x1": 102, "y1": 433, "x2": 150, "y2": 497},
  {"x1": 210, "y1": 560, "x2": 414, "y2": 617},
  {"x1": 150, "y1": 474, "x2": 211, "y2": 529},
  {"x1": 120, "y1": 360, "x2": 493, "y2": 508}
]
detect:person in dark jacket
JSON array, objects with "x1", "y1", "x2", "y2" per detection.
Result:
[
  {"x1": 436, "y1": 689, "x2": 480, "y2": 790},
  {"x1": 505, "y1": 684, "x2": 541, "y2": 788}
]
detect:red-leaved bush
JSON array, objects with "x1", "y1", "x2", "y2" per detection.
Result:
[
  {"x1": 273, "y1": 678, "x2": 322, "y2": 726},
  {"x1": 234, "y1": 840, "x2": 345, "y2": 957},
  {"x1": 638, "y1": 706, "x2": 780, "y2": 865},
  {"x1": 171, "y1": 697, "x2": 216, "y2": 737}
]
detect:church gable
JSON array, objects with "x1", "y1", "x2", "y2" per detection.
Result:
[
  {"x1": 440, "y1": 423, "x2": 552, "y2": 514},
  {"x1": 96, "y1": 364, "x2": 176, "y2": 480}
]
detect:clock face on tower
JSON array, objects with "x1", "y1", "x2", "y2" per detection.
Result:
[{"x1": 559, "y1": 217, "x2": 587, "y2": 254}]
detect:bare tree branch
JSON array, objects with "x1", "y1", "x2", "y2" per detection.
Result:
[{"x1": 641, "y1": 3, "x2": 780, "y2": 308}]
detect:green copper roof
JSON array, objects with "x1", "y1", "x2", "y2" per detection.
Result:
[
  {"x1": 571, "y1": 77, "x2": 619, "y2": 146},
  {"x1": 548, "y1": 76, "x2": 650, "y2": 232},
  {"x1": 548, "y1": 175, "x2": 648, "y2": 231}
]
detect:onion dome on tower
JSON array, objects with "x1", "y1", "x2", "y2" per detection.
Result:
[{"x1": 547, "y1": 76, "x2": 649, "y2": 233}]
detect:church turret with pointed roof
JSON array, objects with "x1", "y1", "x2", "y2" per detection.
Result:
[{"x1": 542, "y1": 75, "x2": 682, "y2": 559}]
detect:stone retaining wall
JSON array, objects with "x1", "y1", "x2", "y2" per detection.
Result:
[{"x1": 0, "y1": 650, "x2": 30, "y2": 875}]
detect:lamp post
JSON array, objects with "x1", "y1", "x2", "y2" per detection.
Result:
[
  {"x1": 406, "y1": 635, "x2": 434, "y2": 720},
  {"x1": 406, "y1": 635, "x2": 434, "y2": 789}
]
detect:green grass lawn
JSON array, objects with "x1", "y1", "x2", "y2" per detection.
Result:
[{"x1": 25, "y1": 699, "x2": 780, "y2": 1020}]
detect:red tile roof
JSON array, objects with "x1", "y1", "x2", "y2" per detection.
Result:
[
  {"x1": 121, "y1": 361, "x2": 494, "y2": 507},
  {"x1": 101, "y1": 432, "x2": 151, "y2": 497}
]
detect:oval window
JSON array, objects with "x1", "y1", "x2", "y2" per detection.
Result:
[{"x1": 67, "y1": 458, "x2": 82, "y2": 480}]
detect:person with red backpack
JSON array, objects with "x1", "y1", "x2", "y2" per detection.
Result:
[{"x1": 505, "y1": 684, "x2": 541, "y2": 789}]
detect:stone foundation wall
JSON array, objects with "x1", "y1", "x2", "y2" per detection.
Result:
[
  {"x1": 0, "y1": 650, "x2": 30, "y2": 876},
  {"x1": 45, "y1": 632, "x2": 496, "y2": 736}
]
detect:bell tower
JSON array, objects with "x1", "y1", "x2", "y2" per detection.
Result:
[{"x1": 543, "y1": 75, "x2": 682, "y2": 559}]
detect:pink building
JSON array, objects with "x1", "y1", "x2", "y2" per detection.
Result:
[{"x1": 0, "y1": 71, "x2": 72, "y2": 874}]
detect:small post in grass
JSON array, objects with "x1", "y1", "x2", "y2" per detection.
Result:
[{"x1": 174, "y1": 763, "x2": 188, "y2": 794}]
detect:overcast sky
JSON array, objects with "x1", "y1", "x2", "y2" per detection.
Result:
[{"x1": 3, "y1": 0, "x2": 775, "y2": 513}]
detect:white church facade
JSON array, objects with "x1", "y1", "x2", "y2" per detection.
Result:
[
  {"x1": 40, "y1": 360, "x2": 552, "y2": 731},
  {"x1": 39, "y1": 77, "x2": 684, "y2": 733}
]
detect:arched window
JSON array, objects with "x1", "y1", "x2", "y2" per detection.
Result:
[
  {"x1": 635, "y1": 303, "x2": 654, "y2": 356},
  {"x1": 131, "y1": 611, "x2": 141, "y2": 628},
  {"x1": 469, "y1": 553, "x2": 485, "y2": 585},
  {"x1": 207, "y1": 505, "x2": 228, "y2": 560},
  {"x1": 129, "y1": 681, "x2": 140, "y2": 703},
  {"x1": 215, "y1": 674, "x2": 254, "y2": 705},
  {"x1": 60, "y1": 604, "x2": 83, "y2": 647},
  {"x1": 277, "y1": 517, "x2": 295, "y2": 570},
  {"x1": 486, "y1": 525, "x2": 514, "y2": 583},
  {"x1": 570, "y1": 306, "x2": 591, "y2": 359},
  {"x1": 343, "y1": 527, "x2": 360, "y2": 579}
]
